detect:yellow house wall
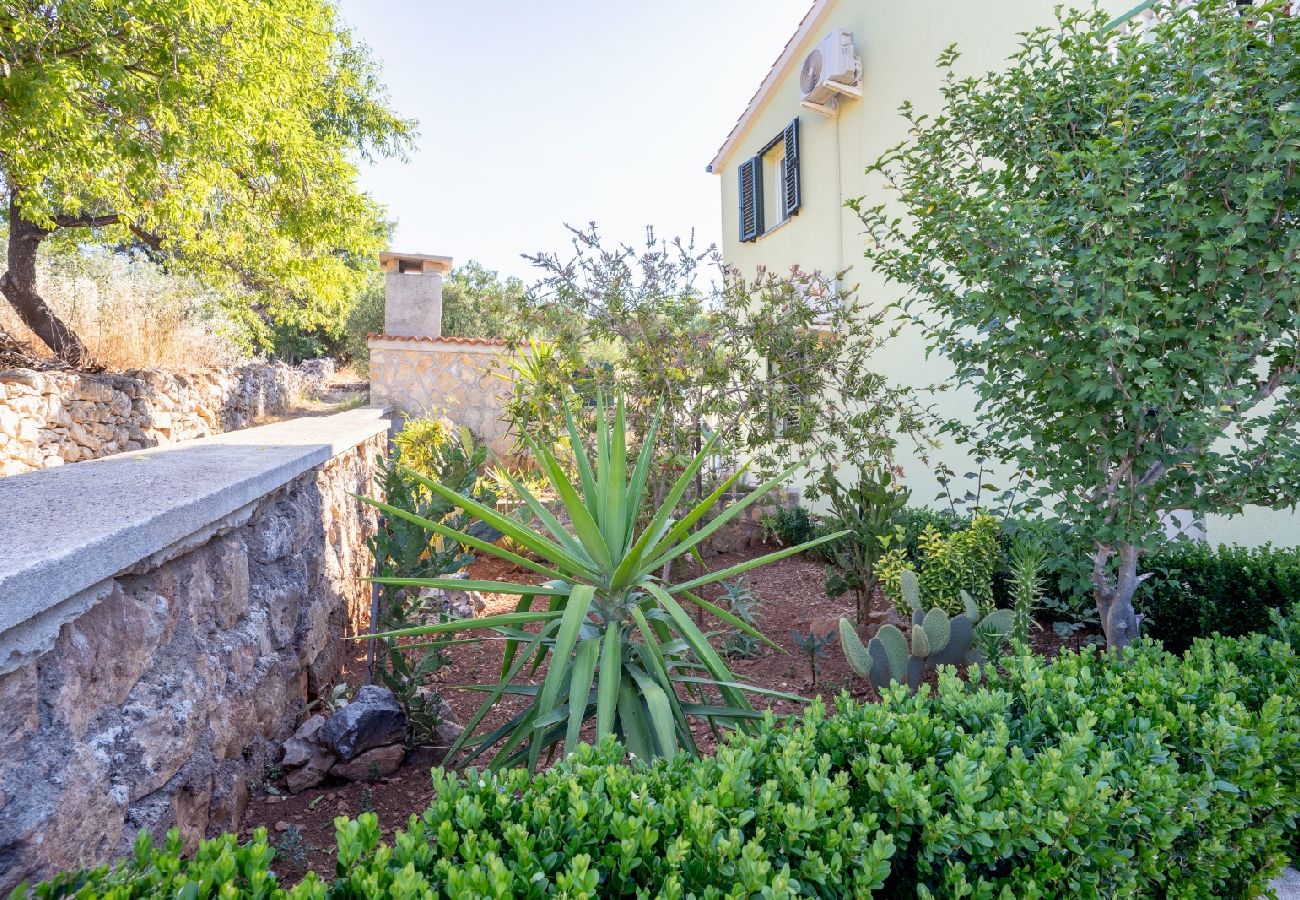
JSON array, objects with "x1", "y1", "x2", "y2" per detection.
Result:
[{"x1": 714, "y1": 0, "x2": 1300, "y2": 548}]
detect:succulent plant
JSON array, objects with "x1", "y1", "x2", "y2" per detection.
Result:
[{"x1": 840, "y1": 570, "x2": 1014, "y2": 691}]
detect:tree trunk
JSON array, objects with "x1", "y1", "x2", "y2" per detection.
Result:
[
  {"x1": 0, "y1": 196, "x2": 90, "y2": 366},
  {"x1": 1091, "y1": 542, "x2": 1145, "y2": 650}
]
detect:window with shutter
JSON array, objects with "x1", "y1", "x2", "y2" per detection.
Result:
[
  {"x1": 738, "y1": 117, "x2": 801, "y2": 242},
  {"x1": 738, "y1": 156, "x2": 763, "y2": 242},
  {"x1": 782, "y1": 117, "x2": 801, "y2": 219}
]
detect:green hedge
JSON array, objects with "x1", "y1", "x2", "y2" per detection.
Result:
[
  {"x1": 1137, "y1": 542, "x2": 1300, "y2": 654},
  {"x1": 13, "y1": 613, "x2": 1300, "y2": 898}
]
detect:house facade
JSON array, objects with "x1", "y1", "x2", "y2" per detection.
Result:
[{"x1": 709, "y1": 0, "x2": 1299, "y2": 548}]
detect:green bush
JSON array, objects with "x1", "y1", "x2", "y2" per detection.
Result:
[
  {"x1": 879, "y1": 514, "x2": 1002, "y2": 617},
  {"x1": 763, "y1": 504, "x2": 816, "y2": 549},
  {"x1": 1137, "y1": 542, "x2": 1300, "y2": 654},
  {"x1": 17, "y1": 612, "x2": 1299, "y2": 898},
  {"x1": 343, "y1": 274, "x2": 384, "y2": 375}
]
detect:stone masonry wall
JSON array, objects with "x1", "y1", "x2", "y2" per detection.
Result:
[
  {"x1": 0, "y1": 361, "x2": 331, "y2": 476},
  {"x1": 0, "y1": 430, "x2": 383, "y2": 891},
  {"x1": 367, "y1": 336, "x2": 514, "y2": 458}
]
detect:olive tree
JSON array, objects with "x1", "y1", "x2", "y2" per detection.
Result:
[
  {"x1": 856, "y1": 0, "x2": 1300, "y2": 648},
  {"x1": 0, "y1": 0, "x2": 413, "y2": 364}
]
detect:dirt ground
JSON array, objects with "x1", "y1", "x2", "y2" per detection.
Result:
[{"x1": 240, "y1": 542, "x2": 1095, "y2": 882}]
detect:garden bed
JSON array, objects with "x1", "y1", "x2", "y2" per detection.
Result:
[{"x1": 238, "y1": 541, "x2": 1094, "y2": 883}]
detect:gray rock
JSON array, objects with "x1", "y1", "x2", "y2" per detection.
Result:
[
  {"x1": 418, "y1": 571, "x2": 485, "y2": 621},
  {"x1": 319, "y1": 685, "x2": 407, "y2": 761},
  {"x1": 279, "y1": 737, "x2": 314, "y2": 769},
  {"x1": 285, "y1": 747, "x2": 335, "y2": 794},
  {"x1": 293, "y1": 713, "x2": 327, "y2": 743},
  {"x1": 430, "y1": 701, "x2": 464, "y2": 752},
  {"x1": 329, "y1": 744, "x2": 404, "y2": 781}
]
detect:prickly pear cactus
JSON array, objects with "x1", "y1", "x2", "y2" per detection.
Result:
[{"x1": 839, "y1": 597, "x2": 1015, "y2": 692}]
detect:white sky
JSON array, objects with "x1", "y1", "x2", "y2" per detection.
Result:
[{"x1": 336, "y1": 0, "x2": 810, "y2": 282}]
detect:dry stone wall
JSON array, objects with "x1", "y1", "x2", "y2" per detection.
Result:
[
  {"x1": 0, "y1": 409, "x2": 385, "y2": 892},
  {"x1": 367, "y1": 335, "x2": 514, "y2": 457},
  {"x1": 0, "y1": 361, "x2": 331, "y2": 476}
]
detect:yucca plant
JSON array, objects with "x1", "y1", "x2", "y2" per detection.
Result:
[{"x1": 359, "y1": 395, "x2": 842, "y2": 772}]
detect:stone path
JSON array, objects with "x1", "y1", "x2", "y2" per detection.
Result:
[{"x1": 1273, "y1": 867, "x2": 1300, "y2": 899}]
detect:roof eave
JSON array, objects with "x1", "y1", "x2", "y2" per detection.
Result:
[{"x1": 706, "y1": 0, "x2": 834, "y2": 174}]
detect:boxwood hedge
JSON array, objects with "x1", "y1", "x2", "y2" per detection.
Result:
[{"x1": 12, "y1": 610, "x2": 1300, "y2": 899}]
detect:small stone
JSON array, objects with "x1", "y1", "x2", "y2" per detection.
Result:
[
  {"x1": 280, "y1": 737, "x2": 314, "y2": 769},
  {"x1": 285, "y1": 747, "x2": 336, "y2": 795},
  {"x1": 329, "y1": 744, "x2": 405, "y2": 782},
  {"x1": 274, "y1": 821, "x2": 290, "y2": 832},
  {"x1": 293, "y1": 713, "x2": 328, "y2": 743}
]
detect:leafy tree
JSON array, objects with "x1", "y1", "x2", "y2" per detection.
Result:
[
  {"x1": 0, "y1": 0, "x2": 414, "y2": 365},
  {"x1": 516, "y1": 225, "x2": 915, "y2": 516},
  {"x1": 856, "y1": 0, "x2": 1300, "y2": 648},
  {"x1": 441, "y1": 260, "x2": 526, "y2": 340}
]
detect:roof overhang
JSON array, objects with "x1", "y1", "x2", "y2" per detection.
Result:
[{"x1": 706, "y1": 0, "x2": 833, "y2": 174}]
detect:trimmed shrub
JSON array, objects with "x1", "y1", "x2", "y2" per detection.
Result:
[
  {"x1": 1137, "y1": 542, "x2": 1300, "y2": 654},
  {"x1": 13, "y1": 614, "x2": 1300, "y2": 898},
  {"x1": 763, "y1": 504, "x2": 816, "y2": 549}
]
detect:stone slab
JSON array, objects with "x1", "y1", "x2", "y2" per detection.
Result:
[{"x1": 0, "y1": 406, "x2": 391, "y2": 661}]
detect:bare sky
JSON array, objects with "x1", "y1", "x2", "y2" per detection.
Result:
[{"x1": 336, "y1": 0, "x2": 810, "y2": 282}]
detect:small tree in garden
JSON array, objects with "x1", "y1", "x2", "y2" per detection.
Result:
[
  {"x1": 856, "y1": 0, "x2": 1300, "y2": 649},
  {"x1": 512, "y1": 225, "x2": 914, "y2": 515},
  {"x1": 820, "y1": 466, "x2": 910, "y2": 628}
]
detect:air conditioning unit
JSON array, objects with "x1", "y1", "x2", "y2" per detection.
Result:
[{"x1": 799, "y1": 29, "x2": 861, "y2": 115}]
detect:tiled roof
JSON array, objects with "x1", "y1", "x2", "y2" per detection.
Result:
[{"x1": 366, "y1": 333, "x2": 507, "y2": 346}]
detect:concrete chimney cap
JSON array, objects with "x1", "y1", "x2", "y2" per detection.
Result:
[{"x1": 380, "y1": 251, "x2": 453, "y2": 275}]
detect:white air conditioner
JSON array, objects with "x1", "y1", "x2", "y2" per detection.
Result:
[{"x1": 799, "y1": 29, "x2": 861, "y2": 115}]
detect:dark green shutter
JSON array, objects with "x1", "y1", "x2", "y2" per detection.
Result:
[
  {"x1": 782, "y1": 117, "x2": 800, "y2": 219},
  {"x1": 738, "y1": 155, "x2": 764, "y2": 242}
]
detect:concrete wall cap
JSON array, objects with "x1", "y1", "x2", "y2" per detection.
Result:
[{"x1": 0, "y1": 406, "x2": 392, "y2": 642}]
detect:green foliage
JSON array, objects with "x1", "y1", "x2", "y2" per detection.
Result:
[
  {"x1": 879, "y1": 514, "x2": 1001, "y2": 617},
  {"x1": 362, "y1": 395, "x2": 842, "y2": 771},
  {"x1": 857, "y1": 0, "x2": 1300, "y2": 647},
  {"x1": 841, "y1": 573, "x2": 1012, "y2": 692},
  {"x1": 790, "y1": 627, "x2": 834, "y2": 685},
  {"x1": 497, "y1": 337, "x2": 607, "y2": 457},
  {"x1": 1138, "y1": 542, "x2": 1300, "y2": 654},
  {"x1": 1007, "y1": 536, "x2": 1047, "y2": 646},
  {"x1": 390, "y1": 417, "x2": 457, "y2": 484},
  {"x1": 368, "y1": 426, "x2": 491, "y2": 746},
  {"x1": 718, "y1": 577, "x2": 764, "y2": 660},
  {"x1": 515, "y1": 225, "x2": 913, "y2": 524},
  {"x1": 762, "y1": 504, "x2": 815, "y2": 548},
  {"x1": 342, "y1": 273, "x2": 384, "y2": 374},
  {"x1": 895, "y1": 506, "x2": 956, "y2": 560},
  {"x1": 25, "y1": 612, "x2": 1300, "y2": 897},
  {"x1": 818, "y1": 466, "x2": 910, "y2": 626},
  {"x1": 6, "y1": 827, "x2": 321, "y2": 899},
  {"x1": 440, "y1": 261, "x2": 526, "y2": 341},
  {"x1": 0, "y1": 0, "x2": 414, "y2": 354}
]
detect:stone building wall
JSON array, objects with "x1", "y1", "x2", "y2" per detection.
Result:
[
  {"x1": 0, "y1": 409, "x2": 386, "y2": 892},
  {"x1": 367, "y1": 335, "x2": 515, "y2": 457},
  {"x1": 0, "y1": 361, "x2": 331, "y2": 476}
]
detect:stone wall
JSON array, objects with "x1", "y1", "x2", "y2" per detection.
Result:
[
  {"x1": 0, "y1": 361, "x2": 332, "y2": 476},
  {"x1": 367, "y1": 335, "x2": 515, "y2": 457},
  {"x1": 0, "y1": 408, "x2": 388, "y2": 891}
]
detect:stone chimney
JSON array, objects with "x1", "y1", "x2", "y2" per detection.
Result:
[{"x1": 379, "y1": 251, "x2": 453, "y2": 338}]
